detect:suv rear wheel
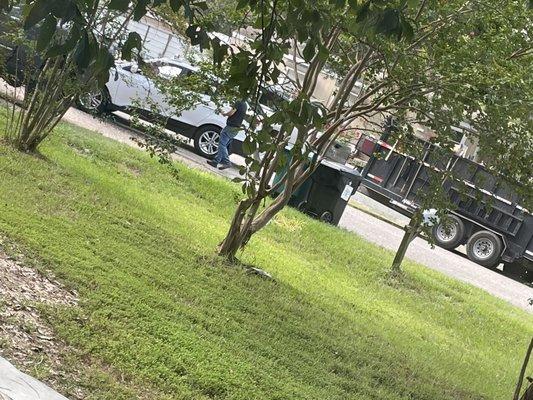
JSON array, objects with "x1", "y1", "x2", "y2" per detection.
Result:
[{"x1": 77, "y1": 88, "x2": 109, "y2": 114}]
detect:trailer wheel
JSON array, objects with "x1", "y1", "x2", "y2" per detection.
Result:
[
  {"x1": 466, "y1": 230, "x2": 502, "y2": 268},
  {"x1": 297, "y1": 201, "x2": 308, "y2": 211},
  {"x1": 432, "y1": 214, "x2": 465, "y2": 249},
  {"x1": 319, "y1": 211, "x2": 334, "y2": 224}
]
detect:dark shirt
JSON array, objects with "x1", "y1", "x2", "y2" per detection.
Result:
[{"x1": 226, "y1": 100, "x2": 247, "y2": 128}]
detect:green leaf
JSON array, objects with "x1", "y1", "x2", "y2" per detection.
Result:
[
  {"x1": 74, "y1": 31, "x2": 91, "y2": 69},
  {"x1": 236, "y1": 0, "x2": 249, "y2": 9},
  {"x1": 133, "y1": 0, "x2": 150, "y2": 21},
  {"x1": 0, "y1": 0, "x2": 11, "y2": 12},
  {"x1": 185, "y1": 24, "x2": 209, "y2": 48},
  {"x1": 356, "y1": 1, "x2": 370, "y2": 23},
  {"x1": 316, "y1": 44, "x2": 329, "y2": 62},
  {"x1": 24, "y1": 0, "x2": 51, "y2": 29},
  {"x1": 400, "y1": 16, "x2": 414, "y2": 41},
  {"x1": 121, "y1": 31, "x2": 142, "y2": 60},
  {"x1": 302, "y1": 40, "x2": 316, "y2": 62},
  {"x1": 242, "y1": 137, "x2": 257, "y2": 155},
  {"x1": 36, "y1": 15, "x2": 57, "y2": 52},
  {"x1": 374, "y1": 8, "x2": 402, "y2": 38},
  {"x1": 50, "y1": 0, "x2": 81, "y2": 23},
  {"x1": 45, "y1": 25, "x2": 80, "y2": 58},
  {"x1": 96, "y1": 69, "x2": 110, "y2": 87},
  {"x1": 329, "y1": 0, "x2": 346, "y2": 7},
  {"x1": 212, "y1": 38, "x2": 228, "y2": 66},
  {"x1": 169, "y1": 0, "x2": 182, "y2": 12},
  {"x1": 95, "y1": 47, "x2": 115, "y2": 72},
  {"x1": 196, "y1": 1, "x2": 208, "y2": 11},
  {"x1": 108, "y1": 0, "x2": 130, "y2": 12}
]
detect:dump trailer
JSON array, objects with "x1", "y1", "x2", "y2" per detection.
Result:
[{"x1": 359, "y1": 135, "x2": 533, "y2": 276}]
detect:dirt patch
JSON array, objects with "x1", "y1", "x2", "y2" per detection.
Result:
[{"x1": 0, "y1": 248, "x2": 82, "y2": 397}]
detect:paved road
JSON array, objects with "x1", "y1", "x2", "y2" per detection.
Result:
[
  {"x1": 2, "y1": 92, "x2": 530, "y2": 312},
  {"x1": 339, "y1": 206, "x2": 533, "y2": 311}
]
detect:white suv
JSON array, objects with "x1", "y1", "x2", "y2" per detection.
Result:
[{"x1": 78, "y1": 58, "x2": 250, "y2": 158}]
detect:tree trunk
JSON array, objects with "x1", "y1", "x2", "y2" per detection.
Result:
[
  {"x1": 218, "y1": 158, "x2": 301, "y2": 261},
  {"x1": 218, "y1": 200, "x2": 253, "y2": 261},
  {"x1": 390, "y1": 215, "x2": 421, "y2": 275},
  {"x1": 515, "y1": 337, "x2": 533, "y2": 400}
]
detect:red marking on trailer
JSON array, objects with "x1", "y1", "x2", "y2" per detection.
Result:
[
  {"x1": 367, "y1": 173, "x2": 384, "y2": 183},
  {"x1": 377, "y1": 140, "x2": 393, "y2": 150}
]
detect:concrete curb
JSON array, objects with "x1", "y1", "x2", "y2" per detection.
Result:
[
  {"x1": 348, "y1": 200, "x2": 405, "y2": 230},
  {"x1": 0, "y1": 356, "x2": 69, "y2": 400}
]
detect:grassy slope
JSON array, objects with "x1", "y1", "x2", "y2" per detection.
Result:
[{"x1": 0, "y1": 120, "x2": 531, "y2": 400}]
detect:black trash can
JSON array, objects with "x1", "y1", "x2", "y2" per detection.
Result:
[{"x1": 295, "y1": 159, "x2": 361, "y2": 225}]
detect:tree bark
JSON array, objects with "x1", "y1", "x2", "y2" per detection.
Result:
[
  {"x1": 515, "y1": 337, "x2": 533, "y2": 400},
  {"x1": 390, "y1": 215, "x2": 421, "y2": 275},
  {"x1": 218, "y1": 199, "x2": 254, "y2": 260}
]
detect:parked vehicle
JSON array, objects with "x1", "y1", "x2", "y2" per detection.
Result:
[
  {"x1": 77, "y1": 58, "x2": 286, "y2": 158},
  {"x1": 359, "y1": 134, "x2": 533, "y2": 278},
  {"x1": 0, "y1": 4, "x2": 42, "y2": 87}
]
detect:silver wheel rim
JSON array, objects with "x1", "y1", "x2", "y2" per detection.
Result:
[
  {"x1": 436, "y1": 222, "x2": 458, "y2": 242},
  {"x1": 472, "y1": 238, "x2": 494, "y2": 260},
  {"x1": 320, "y1": 211, "x2": 333, "y2": 223},
  {"x1": 198, "y1": 130, "x2": 220, "y2": 156},
  {"x1": 79, "y1": 91, "x2": 103, "y2": 111}
]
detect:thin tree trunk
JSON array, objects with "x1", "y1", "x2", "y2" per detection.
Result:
[
  {"x1": 218, "y1": 199, "x2": 254, "y2": 260},
  {"x1": 390, "y1": 217, "x2": 420, "y2": 275},
  {"x1": 515, "y1": 337, "x2": 533, "y2": 400},
  {"x1": 217, "y1": 24, "x2": 341, "y2": 262}
]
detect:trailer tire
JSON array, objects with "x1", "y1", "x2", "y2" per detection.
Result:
[
  {"x1": 319, "y1": 211, "x2": 334, "y2": 224},
  {"x1": 297, "y1": 201, "x2": 308, "y2": 211},
  {"x1": 432, "y1": 214, "x2": 465, "y2": 249},
  {"x1": 466, "y1": 230, "x2": 502, "y2": 268}
]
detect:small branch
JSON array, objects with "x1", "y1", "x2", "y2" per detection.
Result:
[{"x1": 292, "y1": 38, "x2": 302, "y2": 88}]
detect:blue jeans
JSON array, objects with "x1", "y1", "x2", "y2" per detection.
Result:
[{"x1": 214, "y1": 125, "x2": 239, "y2": 165}]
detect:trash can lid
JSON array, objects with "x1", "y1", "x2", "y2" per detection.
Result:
[{"x1": 320, "y1": 159, "x2": 361, "y2": 178}]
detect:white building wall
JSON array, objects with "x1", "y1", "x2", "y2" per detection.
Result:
[{"x1": 126, "y1": 17, "x2": 188, "y2": 60}]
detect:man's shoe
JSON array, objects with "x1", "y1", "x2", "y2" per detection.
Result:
[
  {"x1": 218, "y1": 163, "x2": 231, "y2": 170},
  {"x1": 207, "y1": 160, "x2": 218, "y2": 168}
]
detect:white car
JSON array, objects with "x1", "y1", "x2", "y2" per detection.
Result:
[{"x1": 78, "y1": 58, "x2": 256, "y2": 158}]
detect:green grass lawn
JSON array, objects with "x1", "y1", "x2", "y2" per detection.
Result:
[{"x1": 0, "y1": 119, "x2": 531, "y2": 400}]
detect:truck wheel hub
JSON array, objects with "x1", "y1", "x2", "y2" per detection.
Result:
[{"x1": 473, "y1": 239, "x2": 494, "y2": 259}]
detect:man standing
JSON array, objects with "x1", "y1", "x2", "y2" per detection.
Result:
[{"x1": 207, "y1": 99, "x2": 248, "y2": 170}]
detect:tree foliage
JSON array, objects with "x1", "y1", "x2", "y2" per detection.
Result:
[
  {"x1": 178, "y1": 0, "x2": 532, "y2": 263},
  {"x1": 1, "y1": 0, "x2": 209, "y2": 152}
]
